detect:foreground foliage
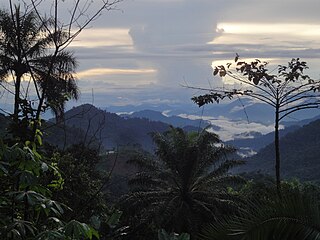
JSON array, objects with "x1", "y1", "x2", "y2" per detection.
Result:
[
  {"x1": 121, "y1": 127, "x2": 245, "y2": 238},
  {"x1": 202, "y1": 182, "x2": 320, "y2": 240},
  {"x1": 0, "y1": 141, "x2": 98, "y2": 239}
]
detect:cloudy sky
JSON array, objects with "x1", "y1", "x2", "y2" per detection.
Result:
[{"x1": 2, "y1": 0, "x2": 320, "y2": 109}]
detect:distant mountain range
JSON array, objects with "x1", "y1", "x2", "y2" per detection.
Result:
[
  {"x1": 3, "y1": 102, "x2": 320, "y2": 181},
  {"x1": 48, "y1": 104, "x2": 200, "y2": 151},
  {"x1": 107, "y1": 98, "x2": 320, "y2": 125},
  {"x1": 122, "y1": 109, "x2": 211, "y2": 129}
]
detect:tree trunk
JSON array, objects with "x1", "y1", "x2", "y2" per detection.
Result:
[
  {"x1": 275, "y1": 104, "x2": 281, "y2": 197},
  {"x1": 13, "y1": 73, "x2": 22, "y2": 123}
]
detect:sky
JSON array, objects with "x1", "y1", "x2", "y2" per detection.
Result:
[{"x1": 2, "y1": 0, "x2": 320, "y2": 109}]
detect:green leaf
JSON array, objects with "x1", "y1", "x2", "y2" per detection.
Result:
[
  {"x1": 64, "y1": 220, "x2": 99, "y2": 240},
  {"x1": 35, "y1": 230, "x2": 65, "y2": 240},
  {"x1": 36, "y1": 134, "x2": 42, "y2": 146},
  {"x1": 178, "y1": 233, "x2": 190, "y2": 240},
  {"x1": 19, "y1": 171, "x2": 37, "y2": 186},
  {"x1": 0, "y1": 161, "x2": 9, "y2": 174},
  {"x1": 107, "y1": 210, "x2": 122, "y2": 227},
  {"x1": 158, "y1": 229, "x2": 170, "y2": 240}
]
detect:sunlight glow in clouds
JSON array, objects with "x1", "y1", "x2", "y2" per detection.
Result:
[
  {"x1": 70, "y1": 28, "x2": 133, "y2": 48},
  {"x1": 209, "y1": 22, "x2": 320, "y2": 47},
  {"x1": 215, "y1": 23, "x2": 320, "y2": 36},
  {"x1": 77, "y1": 68, "x2": 157, "y2": 79}
]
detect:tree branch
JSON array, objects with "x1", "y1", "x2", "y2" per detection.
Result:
[{"x1": 279, "y1": 105, "x2": 320, "y2": 121}]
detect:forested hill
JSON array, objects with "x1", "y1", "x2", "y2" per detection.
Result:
[
  {"x1": 227, "y1": 125, "x2": 300, "y2": 152},
  {"x1": 239, "y1": 119, "x2": 320, "y2": 181},
  {"x1": 55, "y1": 104, "x2": 198, "y2": 151},
  {"x1": 125, "y1": 109, "x2": 210, "y2": 129}
]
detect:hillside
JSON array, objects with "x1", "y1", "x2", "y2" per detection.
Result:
[
  {"x1": 57, "y1": 104, "x2": 198, "y2": 151},
  {"x1": 239, "y1": 119, "x2": 320, "y2": 181},
  {"x1": 227, "y1": 125, "x2": 300, "y2": 153},
  {"x1": 43, "y1": 121, "x2": 97, "y2": 149}
]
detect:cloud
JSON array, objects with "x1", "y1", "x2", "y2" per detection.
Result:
[
  {"x1": 70, "y1": 28, "x2": 133, "y2": 48},
  {"x1": 178, "y1": 114, "x2": 280, "y2": 141},
  {"x1": 215, "y1": 23, "x2": 320, "y2": 36},
  {"x1": 77, "y1": 68, "x2": 157, "y2": 78},
  {"x1": 3, "y1": 0, "x2": 320, "y2": 107}
]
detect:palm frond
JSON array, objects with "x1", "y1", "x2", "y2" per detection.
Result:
[
  {"x1": 123, "y1": 127, "x2": 244, "y2": 237},
  {"x1": 201, "y1": 190, "x2": 320, "y2": 240}
]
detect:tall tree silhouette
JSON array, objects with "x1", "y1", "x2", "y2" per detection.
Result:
[
  {"x1": 0, "y1": 6, "x2": 78, "y2": 138},
  {"x1": 192, "y1": 56, "x2": 320, "y2": 195}
]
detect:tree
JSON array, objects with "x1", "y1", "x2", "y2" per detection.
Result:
[
  {"x1": 0, "y1": 0, "x2": 122, "y2": 141},
  {"x1": 121, "y1": 127, "x2": 244, "y2": 238},
  {"x1": 26, "y1": 0, "x2": 122, "y2": 135},
  {"x1": 43, "y1": 143, "x2": 127, "y2": 239},
  {"x1": 0, "y1": 1, "x2": 124, "y2": 239},
  {"x1": 192, "y1": 55, "x2": 320, "y2": 195},
  {"x1": 0, "y1": 5, "x2": 79, "y2": 140}
]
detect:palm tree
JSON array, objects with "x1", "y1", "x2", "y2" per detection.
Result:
[
  {"x1": 201, "y1": 187, "x2": 320, "y2": 240},
  {"x1": 122, "y1": 127, "x2": 245, "y2": 238},
  {"x1": 0, "y1": 5, "x2": 78, "y2": 131}
]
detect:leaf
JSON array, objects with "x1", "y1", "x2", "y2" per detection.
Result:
[
  {"x1": 107, "y1": 210, "x2": 123, "y2": 227},
  {"x1": 235, "y1": 53, "x2": 239, "y2": 62},
  {"x1": 178, "y1": 233, "x2": 190, "y2": 240},
  {"x1": 19, "y1": 171, "x2": 36, "y2": 186},
  {"x1": 219, "y1": 70, "x2": 226, "y2": 77},
  {"x1": 64, "y1": 220, "x2": 99, "y2": 240},
  {"x1": 36, "y1": 134, "x2": 42, "y2": 146},
  {"x1": 213, "y1": 67, "x2": 219, "y2": 76},
  {"x1": 0, "y1": 161, "x2": 9, "y2": 174},
  {"x1": 35, "y1": 230, "x2": 65, "y2": 240},
  {"x1": 158, "y1": 229, "x2": 170, "y2": 240},
  {"x1": 253, "y1": 77, "x2": 260, "y2": 85}
]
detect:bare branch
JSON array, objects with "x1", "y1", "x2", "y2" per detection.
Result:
[
  {"x1": 279, "y1": 102, "x2": 320, "y2": 114},
  {"x1": 280, "y1": 81, "x2": 319, "y2": 103},
  {"x1": 279, "y1": 105, "x2": 320, "y2": 121},
  {"x1": 280, "y1": 94, "x2": 320, "y2": 107},
  {"x1": 226, "y1": 72, "x2": 276, "y2": 99}
]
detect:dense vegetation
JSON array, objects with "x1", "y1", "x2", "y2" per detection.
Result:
[
  {"x1": 120, "y1": 128, "x2": 244, "y2": 239},
  {"x1": 2, "y1": 3, "x2": 320, "y2": 240}
]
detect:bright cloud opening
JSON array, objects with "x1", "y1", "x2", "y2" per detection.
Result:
[
  {"x1": 208, "y1": 22, "x2": 320, "y2": 48},
  {"x1": 77, "y1": 68, "x2": 157, "y2": 79},
  {"x1": 70, "y1": 28, "x2": 133, "y2": 48},
  {"x1": 215, "y1": 23, "x2": 320, "y2": 36}
]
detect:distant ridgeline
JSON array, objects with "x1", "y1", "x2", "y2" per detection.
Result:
[
  {"x1": 2, "y1": 104, "x2": 320, "y2": 182},
  {"x1": 0, "y1": 104, "x2": 206, "y2": 151},
  {"x1": 122, "y1": 109, "x2": 209, "y2": 129},
  {"x1": 47, "y1": 104, "x2": 203, "y2": 152}
]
